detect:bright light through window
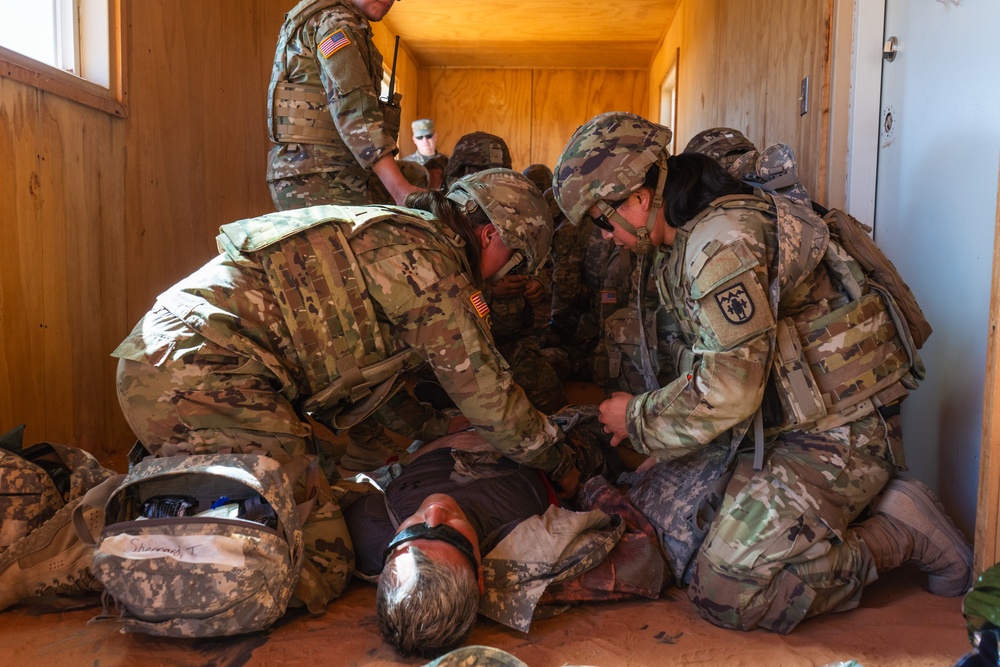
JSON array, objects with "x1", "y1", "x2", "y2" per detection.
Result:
[
  {"x1": 0, "y1": 0, "x2": 77, "y2": 75},
  {"x1": 0, "y1": 0, "x2": 111, "y2": 90}
]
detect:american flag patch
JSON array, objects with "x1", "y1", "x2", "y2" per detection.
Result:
[
  {"x1": 469, "y1": 291, "x2": 490, "y2": 318},
  {"x1": 600, "y1": 289, "x2": 617, "y2": 304},
  {"x1": 319, "y1": 29, "x2": 350, "y2": 58}
]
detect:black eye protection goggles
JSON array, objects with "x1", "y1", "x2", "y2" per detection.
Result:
[{"x1": 383, "y1": 523, "x2": 479, "y2": 575}]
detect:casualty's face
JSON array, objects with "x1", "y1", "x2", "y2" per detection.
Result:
[{"x1": 352, "y1": 0, "x2": 395, "y2": 22}]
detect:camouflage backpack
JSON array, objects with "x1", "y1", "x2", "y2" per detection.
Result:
[
  {"x1": 0, "y1": 424, "x2": 114, "y2": 553},
  {"x1": 75, "y1": 453, "x2": 310, "y2": 637}
]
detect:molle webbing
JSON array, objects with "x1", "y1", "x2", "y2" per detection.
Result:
[
  {"x1": 268, "y1": 0, "x2": 346, "y2": 146},
  {"x1": 261, "y1": 222, "x2": 382, "y2": 395},
  {"x1": 270, "y1": 83, "x2": 339, "y2": 146},
  {"x1": 773, "y1": 291, "x2": 911, "y2": 432}
]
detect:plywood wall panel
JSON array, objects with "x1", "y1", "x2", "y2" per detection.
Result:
[
  {"x1": 124, "y1": 0, "x2": 278, "y2": 325},
  {"x1": 0, "y1": 77, "x2": 129, "y2": 455},
  {"x1": 418, "y1": 68, "x2": 533, "y2": 169},
  {"x1": 531, "y1": 70, "x2": 648, "y2": 169},
  {"x1": 649, "y1": 0, "x2": 831, "y2": 201},
  {"x1": 418, "y1": 68, "x2": 646, "y2": 173}
]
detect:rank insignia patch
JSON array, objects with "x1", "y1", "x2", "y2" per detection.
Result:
[
  {"x1": 319, "y1": 29, "x2": 350, "y2": 58},
  {"x1": 715, "y1": 283, "x2": 755, "y2": 324},
  {"x1": 470, "y1": 291, "x2": 490, "y2": 318}
]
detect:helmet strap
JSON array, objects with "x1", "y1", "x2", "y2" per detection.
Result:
[
  {"x1": 490, "y1": 251, "x2": 526, "y2": 283},
  {"x1": 645, "y1": 152, "x2": 669, "y2": 243}
]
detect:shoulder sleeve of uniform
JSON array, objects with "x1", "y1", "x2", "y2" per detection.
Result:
[
  {"x1": 689, "y1": 238, "x2": 774, "y2": 351},
  {"x1": 309, "y1": 11, "x2": 374, "y2": 96}
]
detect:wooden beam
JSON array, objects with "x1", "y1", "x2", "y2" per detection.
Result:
[{"x1": 975, "y1": 152, "x2": 1000, "y2": 574}]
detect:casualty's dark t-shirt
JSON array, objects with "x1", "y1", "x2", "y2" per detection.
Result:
[{"x1": 344, "y1": 448, "x2": 552, "y2": 576}]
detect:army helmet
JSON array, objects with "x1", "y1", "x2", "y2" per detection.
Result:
[
  {"x1": 443, "y1": 132, "x2": 513, "y2": 188},
  {"x1": 683, "y1": 127, "x2": 758, "y2": 180},
  {"x1": 553, "y1": 112, "x2": 672, "y2": 227},
  {"x1": 521, "y1": 163, "x2": 554, "y2": 194},
  {"x1": 446, "y1": 168, "x2": 554, "y2": 276}
]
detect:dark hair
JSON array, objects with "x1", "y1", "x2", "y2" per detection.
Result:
[
  {"x1": 647, "y1": 153, "x2": 751, "y2": 227},
  {"x1": 404, "y1": 190, "x2": 484, "y2": 285}
]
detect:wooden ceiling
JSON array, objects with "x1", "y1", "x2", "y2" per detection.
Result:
[{"x1": 381, "y1": 0, "x2": 681, "y2": 69}]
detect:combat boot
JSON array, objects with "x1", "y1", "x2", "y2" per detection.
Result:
[
  {"x1": 0, "y1": 497, "x2": 103, "y2": 611},
  {"x1": 855, "y1": 475, "x2": 973, "y2": 597}
]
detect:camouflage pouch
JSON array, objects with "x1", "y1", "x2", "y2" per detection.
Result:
[
  {"x1": 0, "y1": 425, "x2": 114, "y2": 553},
  {"x1": 0, "y1": 425, "x2": 62, "y2": 553},
  {"x1": 625, "y1": 442, "x2": 735, "y2": 586},
  {"x1": 604, "y1": 305, "x2": 656, "y2": 384},
  {"x1": 80, "y1": 454, "x2": 308, "y2": 637}
]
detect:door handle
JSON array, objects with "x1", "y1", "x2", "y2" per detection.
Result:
[{"x1": 883, "y1": 36, "x2": 899, "y2": 62}]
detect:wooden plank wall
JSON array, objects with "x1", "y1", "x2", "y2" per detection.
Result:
[
  {"x1": 648, "y1": 0, "x2": 833, "y2": 203},
  {"x1": 416, "y1": 68, "x2": 648, "y2": 172},
  {"x1": 0, "y1": 0, "x2": 332, "y2": 462}
]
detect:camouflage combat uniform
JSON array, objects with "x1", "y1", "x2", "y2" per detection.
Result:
[
  {"x1": 548, "y1": 216, "x2": 636, "y2": 387},
  {"x1": 481, "y1": 276, "x2": 566, "y2": 414},
  {"x1": 402, "y1": 149, "x2": 449, "y2": 167},
  {"x1": 267, "y1": 0, "x2": 401, "y2": 209},
  {"x1": 112, "y1": 205, "x2": 573, "y2": 609},
  {"x1": 631, "y1": 202, "x2": 895, "y2": 633}
]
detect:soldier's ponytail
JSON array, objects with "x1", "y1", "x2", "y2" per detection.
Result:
[{"x1": 404, "y1": 190, "x2": 483, "y2": 285}]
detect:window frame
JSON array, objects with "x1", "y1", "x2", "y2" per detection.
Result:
[{"x1": 0, "y1": 0, "x2": 126, "y2": 118}]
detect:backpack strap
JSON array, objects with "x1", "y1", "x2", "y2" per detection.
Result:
[{"x1": 72, "y1": 474, "x2": 126, "y2": 547}]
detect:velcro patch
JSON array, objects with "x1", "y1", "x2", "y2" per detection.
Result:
[
  {"x1": 318, "y1": 29, "x2": 351, "y2": 58},
  {"x1": 600, "y1": 289, "x2": 617, "y2": 304},
  {"x1": 470, "y1": 291, "x2": 490, "y2": 318},
  {"x1": 701, "y1": 274, "x2": 773, "y2": 350}
]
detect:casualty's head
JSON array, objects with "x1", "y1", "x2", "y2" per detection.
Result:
[{"x1": 376, "y1": 493, "x2": 483, "y2": 658}]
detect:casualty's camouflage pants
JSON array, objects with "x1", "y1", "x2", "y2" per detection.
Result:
[
  {"x1": 115, "y1": 351, "x2": 354, "y2": 612},
  {"x1": 686, "y1": 412, "x2": 895, "y2": 633}
]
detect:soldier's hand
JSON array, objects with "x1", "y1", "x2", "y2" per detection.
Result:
[
  {"x1": 598, "y1": 392, "x2": 633, "y2": 447},
  {"x1": 491, "y1": 275, "x2": 527, "y2": 298},
  {"x1": 523, "y1": 278, "x2": 546, "y2": 305}
]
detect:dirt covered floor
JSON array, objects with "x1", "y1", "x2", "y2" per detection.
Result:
[{"x1": 0, "y1": 567, "x2": 971, "y2": 667}]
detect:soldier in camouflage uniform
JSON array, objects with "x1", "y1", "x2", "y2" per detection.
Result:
[
  {"x1": 546, "y1": 186, "x2": 639, "y2": 389},
  {"x1": 402, "y1": 118, "x2": 449, "y2": 167},
  {"x1": 267, "y1": 0, "x2": 420, "y2": 209},
  {"x1": 113, "y1": 169, "x2": 579, "y2": 611},
  {"x1": 438, "y1": 132, "x2": 566, "y2": 413},
  {"x1": 553, "y1": 112, "x2": 972, "y2": 634}
]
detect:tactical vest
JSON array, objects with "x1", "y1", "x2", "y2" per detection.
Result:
[
  {"x1": 705, "y1": 193, "x2": 919, "y2": 435},
  {"x1": 267, "y1": 0, "x2": 391, "y2": 147},
  {"x1": 216, "y1": 205, "x2": 467, "y2": 429}
]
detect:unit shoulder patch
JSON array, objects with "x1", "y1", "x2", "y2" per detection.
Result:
[{"x1": 699, "y1": 273, "x2": 773, "y2": 351}]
